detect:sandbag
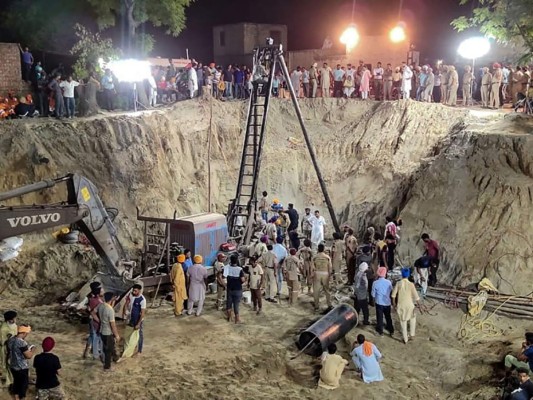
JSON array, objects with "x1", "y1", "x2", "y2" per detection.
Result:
[
  {"x1": 122, "y1": 328, "x2": 140, "y2": 358},
  {"x1": 0, "y1": 249, "x2": 19, "y2": 262},
  {"x1": 0, "y1": 237, "x2": 23, "y2": 251}
]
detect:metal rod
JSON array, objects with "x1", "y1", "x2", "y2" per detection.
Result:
[
  {"x1": 0, "y1": 176, "x2": 69, "y2": 202},
  {"x1": 277, "y1": 54, "x2": 341, "y2": 233}
]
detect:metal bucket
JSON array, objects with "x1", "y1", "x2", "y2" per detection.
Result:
[{"x1": 298, "y1": 304, "x2": 358, "y2": 357}]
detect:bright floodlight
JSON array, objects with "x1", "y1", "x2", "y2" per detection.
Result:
[
  {"x1": 107, "y1": 59, "x2": 152, "y2": 83},
  {"x1": 457, "y1": 37, "x2": 490, "y2": 60},
  {"x1": 340, "y1": 24, "x2": 360, "y2": 52},
  {"x1": 389, "y1": 25, "x2": 406, "y2": 43}
]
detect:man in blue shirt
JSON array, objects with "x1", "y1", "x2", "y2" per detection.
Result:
[
  {"x1": 233, "y1": 66, "x2": 245, "y2": 99},
  {"x1": 18, "y1": 45, "x2": 33, "y2": 82},
  {"x1": 101, "y1": 68, "x2": 116, "y2": 111},
  {"x1": 505, "y1": 332, "x2": 533, "y2": 372},
  {"x1": 371, "y1": 267, "x2": 394, "y2": 336},
  {"x1": 272, "y1": 236, "x2": 288, "y2": 297}
]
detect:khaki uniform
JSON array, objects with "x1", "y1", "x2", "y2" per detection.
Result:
[
  {"x1": 447, "y1": 68, "x2": 459, "y2": 106},
  {"x1": 383, "y1": 69, "x2": 393, "y2": 100},
  {"x1": 490, "y1": 68, "x2": 502, "y2": 108},
  {"x1": 214, "y1": 261, "x2": 226, "y2": 309},
  {"x1": 331, "y1": 239, "x2": 344, "y2": 279},
  {"x1": 0, "y1": 322, "x2": 17, "y2": 386},
  {"x1": 259, "y1": 251, "x2": 277, "y2": 299},
  {"x1": 284, "y1": 255, "x2": 302, "y2": 305},
  {"x1": 297, "y1": 246, "x2": 314, "y2": 292},
  {"x1": 309, "y1": 66, "x2": 318, "y2": 98},
  {"x1": 320, "y1": 67, "x2": 332, "y2": 97},
  {"x1": 481, "y1": 72, "x2": 492, "y2": 107},
  {"x1": 511, "y1": 70, "x2": 523, "y2": 103},
  {"x1": 254, "y1": 242, "x2": 268, "y2": 258},
  {"x1": 441, "y1": 70, "x2": 449, "y2": 104},
  {"x1": 462, "y1": 71, "x2": 473, "y2": 106},
  {"x1": 312, "y1": 252, "x2": 332, "y2": 309}
]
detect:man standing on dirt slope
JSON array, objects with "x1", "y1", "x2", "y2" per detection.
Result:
[
  {"x1": 122, "y1": 284, "x2": 147, "y2": 356},
  {"x1": 371, "y1": 267, "x2": 394, "y2": 337},
  {"x1": 224, "y1": 254, "x2": 246, "y2": 323},
  {"x1": 33, "y1": 336, "x2": 65, "y2": 400},
  {"x1": 301, "y1": 208, "x2": 313, "y2": 240},
  {"x1": 309, "y1": 63, "x2": 319, "y2": 98},
  {"x1": 312, "y1": 244, "x2": 333, "y2": 312},
  {"x1": 344, "y1": 228, "x2": 358, "y2": 286},
  {"x1": 287, "y1": 204, "x2": 299, "y2": 248},
  {"x1": 97, "y1": 293, "x2": 120, "y2": 371},
  {"x1": 259, "y1": 191, "x2": 269, "y2": 221},
  {"x1": 504, "y1": 332, "x2": 533, "y2": 373},
  {"x1": 392, "y1": 268, "x2": 420, "y2": 344},
  {"x1": 273, "y1": 236, "x2": 288, "y2": 298},
  {"x1": 0, "y1": 311, "x2": 17, "y2": 387},
  {"x1": 187, "y1": 256, "x2": 208, "y2": 316},
  {"x1": 309, "y1": 210, "x2": 326, "y2": 249},
  {"x1": 284, "y1": 249, "x2": 302, "y2": 306},
  {"x1": 7, "y1": 324, "x2": 35, "y2": 399},
  {"x1": 421, "y1": 233, "x2": 440, "y2": 287}
]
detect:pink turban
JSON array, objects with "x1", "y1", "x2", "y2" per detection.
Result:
[{"x1": 377, "y1": 267, "x2": 387, "y2": 278}]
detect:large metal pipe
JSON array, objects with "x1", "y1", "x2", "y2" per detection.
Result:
[
  {"x1": 278, "y1": 54, "x2": 341, "y2": 233},
  {"x1": 0, "y1": 176, "x2": 69, "y2": 202},
  {"x1": 298, "y1": 304, "x2": 358, "y2": 357}
]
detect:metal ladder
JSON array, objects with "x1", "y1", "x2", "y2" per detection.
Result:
[
  {"x1": 227, "y1": 42, "x2": 340, "y2": 244},
  {"x1": 227, "y1": 47, "x2": 277, "y2": 238}
]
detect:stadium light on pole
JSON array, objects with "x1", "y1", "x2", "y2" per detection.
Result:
[
  {"x1": 340, "y1": 0, "x2": 360, "y2": 52},
  {"x1": 341, "y1": 23, "x2": 360, "y2": 52},
  {"x1": 107, "y1": 59, "x2": 152, "y2": 112},
  {"x1": 457, "y1": 37, "x2": 490, "y2": 106},
  {"x1": 389, "y1": 24, "x2": 406, "y2": 43}
]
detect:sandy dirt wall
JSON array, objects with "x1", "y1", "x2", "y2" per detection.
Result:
[{"x1": 0, "y1": 99, "x2": 532, "y2": 295}]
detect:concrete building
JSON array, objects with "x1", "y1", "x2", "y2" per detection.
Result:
[{"x1": 213, "y1": 23, "x2": 288, "y2": 67}]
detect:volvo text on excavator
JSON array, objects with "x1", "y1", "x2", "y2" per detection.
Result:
[{"x1": 0, "y1": 173, "x2": 138, "y2": 296}]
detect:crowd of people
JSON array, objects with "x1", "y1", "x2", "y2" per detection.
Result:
[
  {"x1": 282, "y1": 60, "x2": 532, "y2": 108},
  {"x1": 0, "y1": 191, "x2": 532, "y2": 397},
  {"x1": 3, "y1": 45, "x2": 531, "y2": 121}
]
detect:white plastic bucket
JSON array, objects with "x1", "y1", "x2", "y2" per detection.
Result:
[
  {"x1": 208, "y1": 282, "x2": 218, "y2": 294},
  {"x1": 242, "y1": 291, "x2": 251, "y2": 305}
]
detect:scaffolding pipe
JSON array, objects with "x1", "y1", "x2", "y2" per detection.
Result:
[{"x1": 278, "y1": 54, "x2": 341, "y2": 233}]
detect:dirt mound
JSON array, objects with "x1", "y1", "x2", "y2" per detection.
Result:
[{"x1": 0, "y1": 99, "x2": 532, "y2": 295}]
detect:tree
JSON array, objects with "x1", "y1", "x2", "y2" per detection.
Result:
[
  {"x1": 451, "y1": 0, "x2": 533, "y2": 63},
  {"x1": 86, "y1": 0, "x2": 193, "y2": 55},
  {"x1": 2, "y1": 0, "x2": 86, "y2": 53},
  {"x1": 70, "y1": 24, "x2": 120, "y2": 79}
]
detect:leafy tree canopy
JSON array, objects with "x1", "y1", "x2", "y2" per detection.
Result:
[
  {"x1": 2, "y1": 0, "x2": 86, "y2": 52},
  {"x1": 70, "y1": 24, "x2": 121, "y2": 79},
  {"x1": 451, "y1": 0, "x2": 533, "y2": 63},
  {"x1": 87, "y1": 0, "x2": 193, "y2": 54}
]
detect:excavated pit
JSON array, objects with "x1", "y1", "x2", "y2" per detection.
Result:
[
  {"x1": 0, "y1": 99, "x2": 532, "y2": 400},
  {"x1": 1, "y1": 98, "x2": 532, "y2": 295}
]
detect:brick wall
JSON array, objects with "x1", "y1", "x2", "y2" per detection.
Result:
[{"x1": 0, "y1": 43, "x2": 23, "y2": 95}]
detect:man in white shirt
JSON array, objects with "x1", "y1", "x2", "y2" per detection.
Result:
[
  {"x1": 319, "y1": 63, "x2": 333, "y2": 97},
  {"x1": 59, "y1": 76, "x2": 80, "y2": 118},
  {"x1": 333, "y1": 64, "x2": 345, "y2": 98},
  {"x1": 373, "y1": 62, "x2": 384, "y2": 100},
  {"x1": 302, "y1": 67, "x2": 310, "y2": 98},
  {"x1": 290, "y1": 67, "x2": 303, "y2": 97}
]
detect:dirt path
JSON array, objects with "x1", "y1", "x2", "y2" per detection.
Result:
[{"x1": 1, "y1": 282, "x2": 525, "y2": 400}]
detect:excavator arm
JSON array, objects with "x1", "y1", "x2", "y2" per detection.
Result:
[{"x1": 0, "y1": 174, "x2": 133, "y2": 283}]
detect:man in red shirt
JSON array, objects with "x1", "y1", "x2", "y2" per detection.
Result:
[{"x1": 421, "y1": 233, "x2": 440, "y2": 286}]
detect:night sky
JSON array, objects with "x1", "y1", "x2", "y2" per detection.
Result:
[
  {"x1": 155, "y1": 0, "x2": 471, "y2": 64},
  {"x1": 1, "y1": 0, "x2": 474, "y2": 64}
]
